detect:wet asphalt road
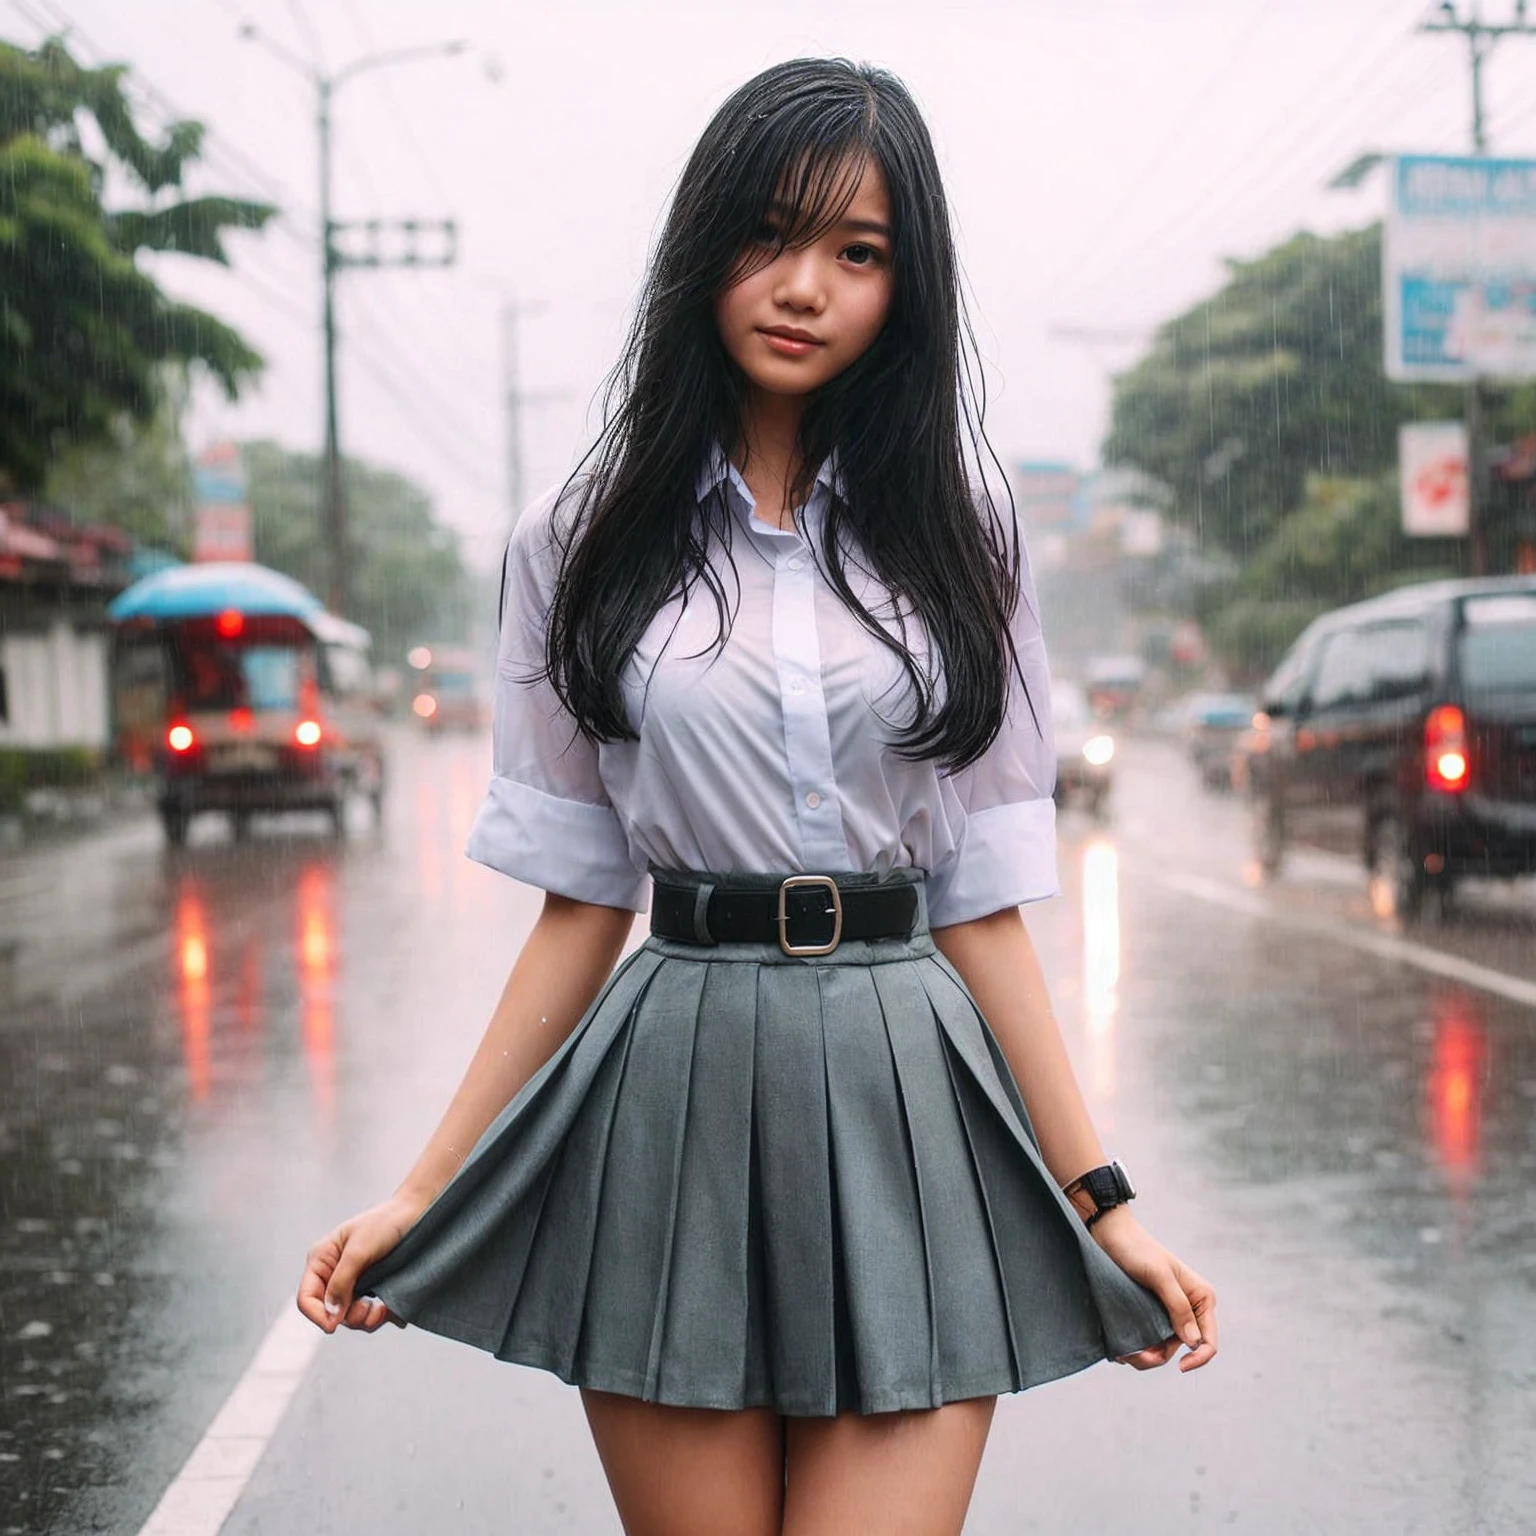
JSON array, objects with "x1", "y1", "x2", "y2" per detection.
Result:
[{"x1": 2, "y1": 726, "x2": 1534, "y2": 1534}]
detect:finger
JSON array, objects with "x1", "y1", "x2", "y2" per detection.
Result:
[
  {"x1": 1149, "y1": 1268, "x2": 1202, "y2": 1352},
  {"x1": 1187, "y1": 1273, "x2": 1219, "y2": 1354},
  {"x1": 295, "y1": 1287, "x2": 336, "y2": 1332},
  {"x1": 323, "y1": 1244, "x2": 364, "y2": 1322},
  {"x1": 1178, "y1": 1277, "x2": 1219, "y2": 1370},
  {"x1": 361, "y1": 1299, "x2": 396, "y2": 1333},
  {"x1": 293, "y1": 1241, "x2": 342, "y2": 1327},
  {"x1": 1118, "y1": 1339, "x2": 1180, "y2": 1370}
]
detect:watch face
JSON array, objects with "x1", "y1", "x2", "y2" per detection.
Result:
[{"x1": 1111, "y1": 1159, "x2": 1136, "y2": 1201}]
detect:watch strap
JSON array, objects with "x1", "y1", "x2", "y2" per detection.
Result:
[{"x1": 1062, "y1": 1160, "x2": 1135, "y2": 1223}]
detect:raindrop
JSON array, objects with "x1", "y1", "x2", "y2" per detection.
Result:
[{"x1": 17, "y1": 1321, "x2": 53, "y2": 1340}]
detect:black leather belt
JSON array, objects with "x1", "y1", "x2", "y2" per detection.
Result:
[{"x1": 650, "y1": 871, "x2": 920, "y2": 956}]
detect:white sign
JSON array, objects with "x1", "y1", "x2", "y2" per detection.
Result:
[
  {"x1": 1385, "y1": 154, "x2": 1536, "y2": 382},
  {"x1": 193, "y1": 504, "x2": 253, "y2": 562},
  {"x1": 1399, "y1": 421, "x2": 1470, "y2": 537},
  {"x1": 192, "y1": 443, "x2": 253, "y2": 562}
]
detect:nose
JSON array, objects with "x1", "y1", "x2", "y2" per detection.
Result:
[{"x1": 772, "y1": 247, "x2": 826, "y2": 314}]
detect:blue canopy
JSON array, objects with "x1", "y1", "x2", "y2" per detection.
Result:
[{"x1": 108, "y1": 561, "x2": 325, "y2": 624}]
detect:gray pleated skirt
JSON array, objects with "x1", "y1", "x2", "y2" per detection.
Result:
[{"x1": 356, "y1": 873, "x2": 1172, "y2": 1416}]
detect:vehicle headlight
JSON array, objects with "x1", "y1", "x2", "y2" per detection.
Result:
[{"x1": 1082, "y1": 734, "x2": 1115, "y2": 767}]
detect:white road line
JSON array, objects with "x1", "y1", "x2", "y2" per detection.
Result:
[
  {"x1": 1159, "y1": 870, "x2": 1536, "y2": 1011},
  {"x1": 137, "y1": 1307, "x2": 320, "y2": 1536}
]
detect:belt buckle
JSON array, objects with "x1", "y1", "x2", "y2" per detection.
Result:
[{"x1": 777, "y1": 875, "x2": 843, "y2": 957}]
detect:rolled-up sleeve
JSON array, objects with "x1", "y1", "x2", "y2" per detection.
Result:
[
  {"x1": 464, "y1": 488, "x2": 648, "y2": 910},
  {"x1": 926, "y1": 529, "x2": 1058, "y2": 927}
]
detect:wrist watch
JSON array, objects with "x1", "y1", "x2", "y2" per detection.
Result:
[{"x1": 1062, "y1": 1159, "x2": 1136, "y2": 1229}]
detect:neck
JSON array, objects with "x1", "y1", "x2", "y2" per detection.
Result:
[{"x1": 734, "y1": 389, "x2": 805, "y2": 526}]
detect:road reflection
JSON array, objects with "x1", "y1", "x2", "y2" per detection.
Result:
[
  {"x1": 169, "y1": 838, "x2": 346, "y2": 1116},
  {"x1": 1425, "y1": 987, "x2": 1486, "y2": 1197},
  {"x1": 296, "y1": 862, "x2": 336, "y2": 1123},
  {"x1": 175, "y1": 883, "x2": 212, "y2": 1103}
]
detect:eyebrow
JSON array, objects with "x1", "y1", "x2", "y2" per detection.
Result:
[
  {"x1": 768, "y1": 202, "x2": 892, "y2": 240},
  {"x1": 840, "y1": 217, "x2": 892, "y2": 238}
]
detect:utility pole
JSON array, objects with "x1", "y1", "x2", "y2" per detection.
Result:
[
  {"x1": 240, "y1": 25, "x2": 467, "y2": 616},
  {"x1": 502, "y1": 300, "x2": 527, "y2": 524},
  {"x1": 1419, "y1": 1, "x2": 1536, "y2": 575},
  {"x1": 497, "y1": 297, "x2": 569, "y2": 536}
]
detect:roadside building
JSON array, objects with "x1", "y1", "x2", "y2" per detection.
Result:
[{"x1": 0, "y1": 501, "x2": 133, "y2": 753}]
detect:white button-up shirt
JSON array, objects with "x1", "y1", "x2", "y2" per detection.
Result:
[{"x1": 465, "y1": 454, "x2": 1058, "y2": 927}]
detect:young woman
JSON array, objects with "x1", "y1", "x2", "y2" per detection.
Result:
[{"x1": 297, "y1": 57, "x2": 1217, "y2": 1535}]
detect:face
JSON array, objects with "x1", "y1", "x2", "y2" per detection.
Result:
[{"x1": 714, "y1": 157, "x2": 896, "y2": 398}]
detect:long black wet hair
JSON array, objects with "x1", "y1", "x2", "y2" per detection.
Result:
[{"x1": 545, "y1": 57, "x2": 1026, "y2": 771}]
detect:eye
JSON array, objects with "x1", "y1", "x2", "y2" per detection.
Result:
[
  {"x1": 842, "y1": 242, "x2": 883, "y2": 267},
  {"x1": 751, "y1": 220, "x2": 784, "y2": 248}
]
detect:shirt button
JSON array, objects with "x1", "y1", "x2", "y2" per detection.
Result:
[
  {"x1": 805, "y1": 791, "x2": 821, "y2": 810},
  {"x1": 787, "y1": 555, "x2": 805, "y2": 572},
  {"x1": 790, "y1": 678, "x2": 805, "y2": 695}
]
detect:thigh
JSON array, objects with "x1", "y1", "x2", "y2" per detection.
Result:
[
  {"x1": 580, "y1": 1389, "x2": 785, "y2": 1536},
  {"x1": 782, "y1": 1397, "x2": 996, "y2": 1536}
]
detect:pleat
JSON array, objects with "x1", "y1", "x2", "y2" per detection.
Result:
[
  {"x1": 656, "y1": 959, "x2": 761, "y2": 1406},
  {"x1": 752, "y1": 961, "x2": 837, "y2": 1415},
  {"x1": 362, "y1": 920, "x2": 1171, "y2": 1412},
  {"x1": 871, "y1": 961, "x2": 1016, "y2": 1401},
  {"x1": 915, "y1": 955, "x2": 1173, "y2": 1369},
  {"x1": 575, "y1": 955, "x2": 707, "y2": 1391},
  {"x1": 357, "y1": 947, "x2": 664, "y2": 1349},
  {"x1": 504, "y1": 984, "x2": 642, "y2": 1376},
  {"x1": 817, "y1": 962, "x2": 933, "y2": 1412}
]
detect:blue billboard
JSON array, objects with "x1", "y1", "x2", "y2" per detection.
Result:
[{"x1": 1385, "y1": 154, "x2": 1536, "y2": 383}]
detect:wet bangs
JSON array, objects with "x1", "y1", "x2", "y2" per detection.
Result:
[
  {"x1": 706, "y1": 66, "x2": 885, "y2": 275},
  {"x1": 764, "y1": 145, "x2": 874, "y2": 250}
]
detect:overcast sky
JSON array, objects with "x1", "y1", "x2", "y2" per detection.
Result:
[{"x1": 5, "y1": 0, "x2": 1522, "y2": 567}]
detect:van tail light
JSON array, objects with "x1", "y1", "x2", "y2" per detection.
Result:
[
  {"x1": 1425, "y1": 705, "x2": 1470, "y2": 793},
  {"x1": 294, "y1": 719, "x2": 323, "y2": 748},
  {"x1": 167, "y1": 723, "x2": 196, "y2": 754}
]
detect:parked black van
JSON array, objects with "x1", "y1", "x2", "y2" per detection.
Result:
[{"x1": 1248, "y1": 576, "x2": 1536, "y2": 916}]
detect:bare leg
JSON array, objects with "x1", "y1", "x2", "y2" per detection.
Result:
[
  {"x1": 782, "y1": 1397, "x2": 996, "y2": 1536},
  {"x1": 580, "y1": 1389, "x2": 785, "y2": 1536}
]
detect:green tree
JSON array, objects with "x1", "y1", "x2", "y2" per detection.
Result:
[
  {"x1": 1102, "y1": 225, "x2": 1464, "y2": 558},
  {"x1": 0, "y1": 35, "x2": 273, "y2": 493},
  {"x1": 1199, "y1": 473, "x2": 1465, "y2": 679},
  {"x1": 41, "y1": 379, "x2": 194, "y2": 549},
  {"x1": 241, "y1": 441, "x2": 471, "y2": 660}
]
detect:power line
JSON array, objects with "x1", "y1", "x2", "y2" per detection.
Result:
[
  {"x1": 1051, "y1": 38, "x2": 1445, "y2": 324},
  {"x1": 336, "y1": 0, "x2": 454, "y2": 208},
  {"x1": 340, "y1": 286, "x2": 501, "y2": 462},
  {"x1": 1043, "y1": 0, "x2": 1419, "y2": 319},
  {"x1": 1033, "y1": 6, "x2": 1275, "y2": 308},
  {"x1": 13, "y1": 0, "x2": 310, "y2": 220},
  {"x1": 281, "y1": 0, "x2": 325, "y2": 70}
]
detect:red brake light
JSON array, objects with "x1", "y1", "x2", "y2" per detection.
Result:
[
  {"x1": 1425, "y1": 705, "x2": 1469, "y2": 793},
  {"x1": 168, "y1": 723, "x2": 195, "y2": 753},
  {"x1": 294, "y1": 719, "x2": 322, "y2": 748},
  {"x1": 216, "y1": 608, "x2": 244, "y2": 638}
]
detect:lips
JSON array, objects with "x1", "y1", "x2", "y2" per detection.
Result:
[{"x1": 757, "y1": 326, "x2": 824, "y2": 356}]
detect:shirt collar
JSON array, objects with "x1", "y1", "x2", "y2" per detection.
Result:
[{"x1": 694, "y1": 445, "x2": 844, "y2": 521}]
